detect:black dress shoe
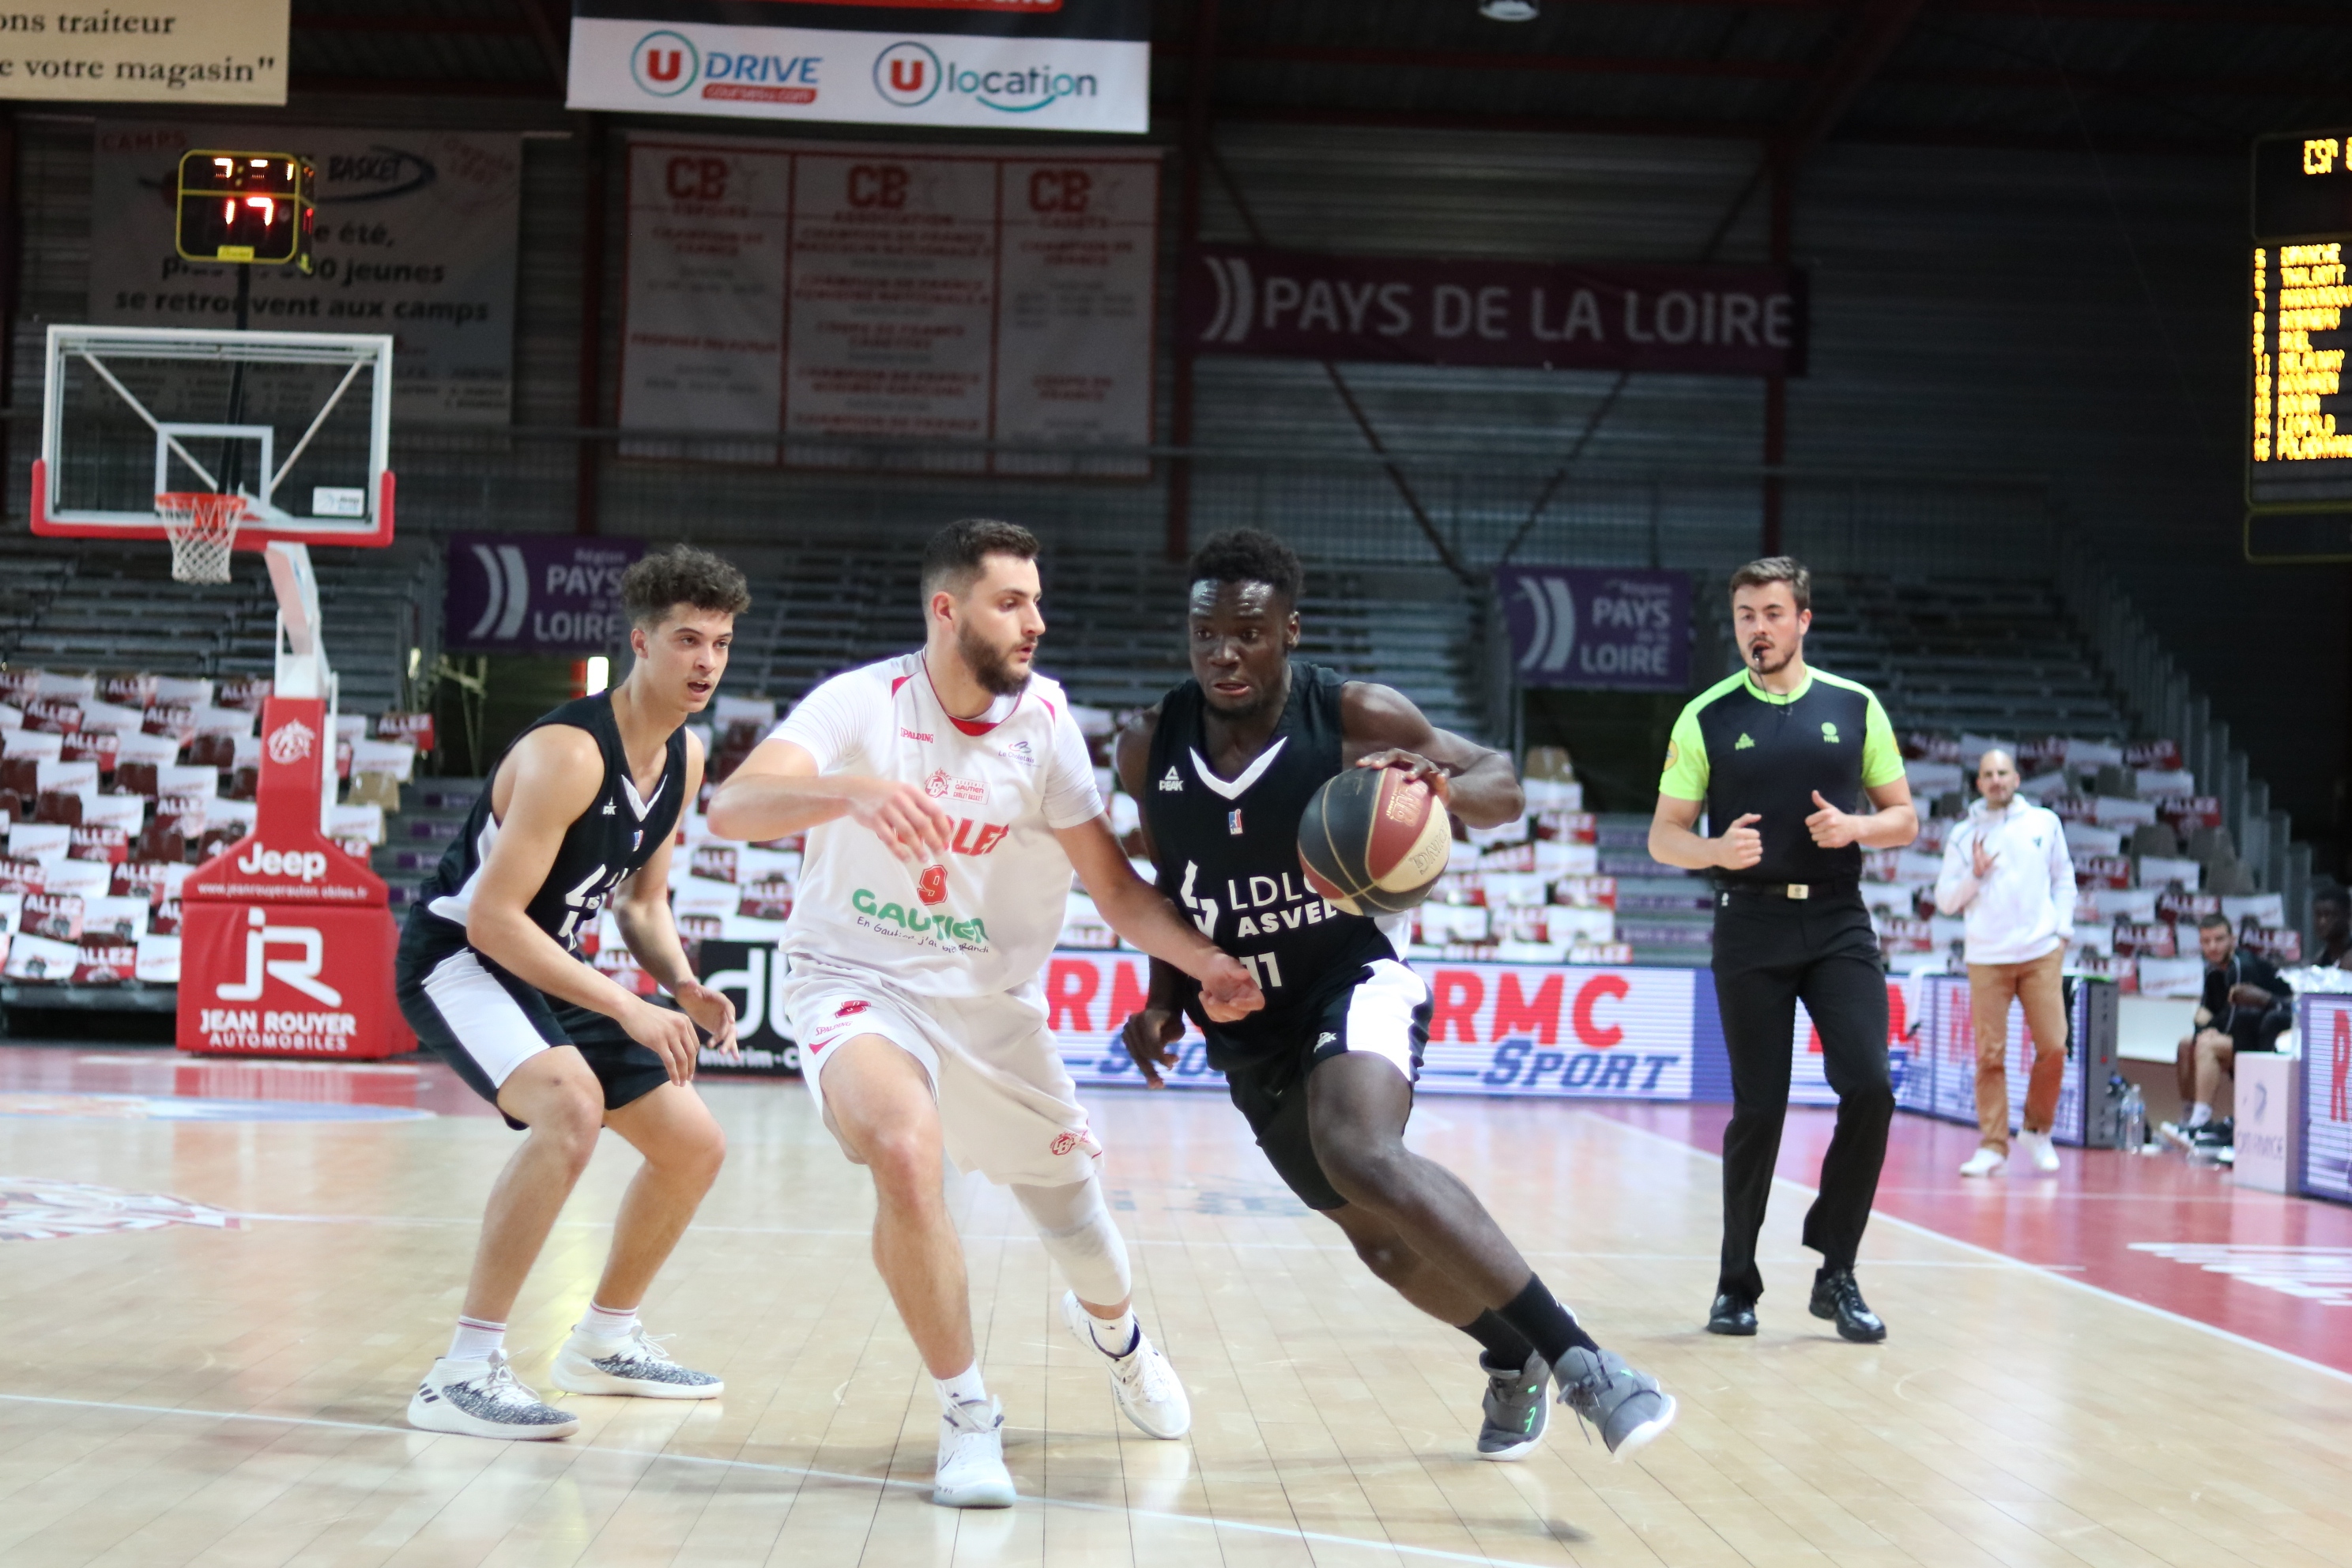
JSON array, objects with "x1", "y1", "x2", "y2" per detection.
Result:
[
  {"x1": 1705, "y1": 1292, "x2": 1758, "y2": 1336},
  {"x1": 1808, "y1": 1268, "x2": 1886, "y2": 1343}
]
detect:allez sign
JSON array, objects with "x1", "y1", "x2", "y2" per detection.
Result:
[
  {"x1": 1496, "y1": 567, "x2": 1689, "y2": 692},
  {"x1": 1185, "y1": 247, "x2": 1806, "y2": 377},
  {"x1": 567, "y1": 0, "x2": 1149, "y2": 134}
]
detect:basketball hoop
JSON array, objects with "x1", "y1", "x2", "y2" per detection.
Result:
[{"x1": 155, "y1": 492, "x2": 247, "y2": 584}]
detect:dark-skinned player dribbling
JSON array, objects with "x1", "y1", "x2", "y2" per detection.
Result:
[{"x1": 1114, "y1": 529, "x2": 1675, "y2": 1463}]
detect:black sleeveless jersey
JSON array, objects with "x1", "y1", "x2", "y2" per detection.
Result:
[
  {"x1": 406, "y1": 692, "x2": 688, "y2": 959},
  {"x1": 1141, "y1": 661, "x2": 1395, "y2": 1055}
]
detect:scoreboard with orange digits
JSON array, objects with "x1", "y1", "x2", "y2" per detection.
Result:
[
  {"x1": 174, "y1": 150, "x2": 315, "y2": 271},
  {"x1": 2248, "y1": 129, "x2": 2352, "y2": 561}
]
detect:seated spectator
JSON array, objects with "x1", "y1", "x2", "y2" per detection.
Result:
[
  {"x1": 2171, "y1": 914, "x2": 2294, "y2": 1147},
  {"x1": 2311, "y1": 882, "x2": 2350, "y2": 967},
  {"x1": 1934, "y1": 748, "x2": 2075, "y2": 1178}
]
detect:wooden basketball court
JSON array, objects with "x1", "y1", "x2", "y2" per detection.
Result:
[{"x1": 1, "y1": 1043, "x2": 2347, "y2": 1567}]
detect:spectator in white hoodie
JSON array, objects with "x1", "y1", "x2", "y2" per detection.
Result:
[{"x1": 1934, "y1": 748, "x2": 2076, "y2": 1177}]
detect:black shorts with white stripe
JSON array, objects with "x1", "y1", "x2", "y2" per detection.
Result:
[
  {"x1": 395, "y1": 914, "x2": 670, "y2": 1130},
  {"x1": 1198, "y1": 958, "x2": 1433, "y2": 1212}
]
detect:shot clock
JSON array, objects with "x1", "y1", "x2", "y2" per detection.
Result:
[{"x1": 175, "y1": 150, "x2": 316, "y2": 272}]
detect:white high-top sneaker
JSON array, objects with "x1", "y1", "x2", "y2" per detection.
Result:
[
  {"x1": 2017, "y1": 1129, "x2": 2062, "y2": 1174},
  {"x1": 933, "y1": 1395, "x2": 1016, "y2": 1508},
  {"x1": 1060, "y1": 1291, "x2": 1190, "y2": 1439}
]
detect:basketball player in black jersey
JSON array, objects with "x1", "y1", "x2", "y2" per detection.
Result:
[
  {"x1": 394, "y1": 547, "x2": 749, "y2": 1441},
  {"x1": 1115, "y1": 530, "x2": 1675, "y2": 1462}
]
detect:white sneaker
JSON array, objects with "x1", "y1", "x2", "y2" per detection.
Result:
[
  {"x1": 1060, "y1": 1290, "x2": 1190, "y2": 1439},
  {"x1": 1958, "y1": 1145, "x2": 2007, "y2": 1178},
  {"x1": 550, "y1": 1324, "x2": 724, "y2": 1399},
  {"x1": 934, "y1": 1395, "x2": 1016, "y2": 1508},
  {"x1": 2017, "y1": 1130, "x2": 2061, "y2": 1174},
  {"x1": 407, "y1": 1349, "x2": 579, "y2": 1441}
]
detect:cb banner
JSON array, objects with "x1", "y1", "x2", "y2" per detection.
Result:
[
  {"x1": 1042, "y1": 951, "x2": 1702, "y2": 1101},
  {"x1": 567, "y1": 0, "x2": 1150, "y2": 134},
  {"x1": 1496, "y1": 567, "x2": 1690, "y2": 692}
]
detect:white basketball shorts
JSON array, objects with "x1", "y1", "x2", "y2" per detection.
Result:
[{"x1": 779, "y1": 953, "x2": 1102, "y2": 1188}]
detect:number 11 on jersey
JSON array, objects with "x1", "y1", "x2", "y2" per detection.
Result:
[{"x1": 1238, "y1": 952, "x2": 1283, "y2": 990}]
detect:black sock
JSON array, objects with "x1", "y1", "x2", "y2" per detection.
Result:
[
  {"x1": 1457, "y1": 1310, "x2": 1536, "y2": 1371},
  {"x1": 1496, "y1": 1275, "x2": 1600, "y2": 1367}
]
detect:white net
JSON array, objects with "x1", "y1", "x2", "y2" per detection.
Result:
[{"x1": 155, "y1": 492, "x2": 245, "y2": 584}]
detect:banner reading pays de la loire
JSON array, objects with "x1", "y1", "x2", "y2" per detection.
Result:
[
  {"x1": 0, "y1": 2, "x2": 285, "y2": 103},
  {"x1": 1043, "y1": 951, "x2": 1702, "y2": 1101},
  {"x1": 1186, "y1": 247, "x2": 1806, "y2": 377},
  {"x1": 567, "y1": 0, "x2": 1148, "y2": 134},
  {"x1": 1496, "y1": 567, "x2": 1690, "y2": 692},
  {"x1": 88, "y1": 122, "x2": 522, "y2": 424},
  {"x1": 444, "y1": 535, "x2": 645, "y2": 655}
]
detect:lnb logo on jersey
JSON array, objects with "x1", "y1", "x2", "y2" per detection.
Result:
[{"x1": 874, "y1": 40, "x2": 1099, "y2": 114}]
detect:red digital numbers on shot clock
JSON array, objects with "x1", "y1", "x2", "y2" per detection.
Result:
[{"x1": 175, "y1": 149, "x2": 316, "y2": 270}]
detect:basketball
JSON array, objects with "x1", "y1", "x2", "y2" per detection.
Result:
[{"x1": 1296, "y1": 765, "x2": 1453, "y2": 915}]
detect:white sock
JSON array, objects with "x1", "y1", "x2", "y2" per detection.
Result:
[
  {"x1": 2186, "y1": 1102, "x2": 2212, "y2": 1129},
  {"x1": 447, "y1": 1316, "x2": 505, "y2": 1363},
  {"x1": 577, "y1": 1301, "x2": 639, "y2": 1342},
  {"x1": 1082, "y1": 1307, "x2": 1140, "y2": 1359},
  {"x1": 935, "y1": 1363, "x2": 988, "y2": 1413}
]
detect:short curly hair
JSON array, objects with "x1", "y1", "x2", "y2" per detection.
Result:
[
  {"x1": 620, "y1": 545, "x2": 751, "y2": 628},
  {"x1": 1188, "y1": 528, "x2": 1303, "y2": 606}
]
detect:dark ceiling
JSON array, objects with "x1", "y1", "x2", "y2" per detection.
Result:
[{"x1": 285, "y1": 1, "x2": 2352, "y2": 157}]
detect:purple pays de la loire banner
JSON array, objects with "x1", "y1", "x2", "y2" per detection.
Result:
[
  {"x1": 1184, "y1": 246, "x2": 1805, "y2": 377},
  {"x1": 445, "y1": 535, "x2": 646, "y2": 654},
  {"x1": 1496, "y1": 567, "x2": 1690, "y2": 692}
]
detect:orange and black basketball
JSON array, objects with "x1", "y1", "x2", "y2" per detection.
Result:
[{"x1": 1297, "y1": 765, "x2": 1453, "y2": 915}]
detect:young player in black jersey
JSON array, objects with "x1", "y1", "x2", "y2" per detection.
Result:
[
  {"x1": 394, "y1": 547, "x2": 749, "y2": 1441},
  {"x1": 1115, "y1": 530, "x2": 1675, "y2": 1462}
]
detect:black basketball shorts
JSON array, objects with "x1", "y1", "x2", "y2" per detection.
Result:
[
  {"x1": 395, "y1": 918, "x2": 669, "y2": 1131},
  {"x1": 1205, "y1": 958, "x2": 1432, "y2": 1211}
]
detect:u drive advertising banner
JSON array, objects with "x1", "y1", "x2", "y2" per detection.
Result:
[
  {"x1": 567, "y1": 1, "x2": 1150, "y2": 134},
  {"x1": 1497, "y1": 567, "x2": 1690, "y2": 692},
  {"x1": 1186, "y1": 247, "x2": 1806, "y2": 377},
  {"x1": 87, "y1": 121, "x2": 522, "y2": 424},
  {"x1": 444, "y1": 535, "x2": 646, "y2": 654}
]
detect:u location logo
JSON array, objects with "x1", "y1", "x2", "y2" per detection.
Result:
[
  {"x1": 632, "y1": 30, "x2": 699, "y2": 96},
  {"x1": 874, "y1": 41, "x2": 940, "y2": 106}
]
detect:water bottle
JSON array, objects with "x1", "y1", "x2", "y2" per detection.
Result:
[{"x1": 2119, "y1": 1084, "x2": 2146, "y2": 1153}]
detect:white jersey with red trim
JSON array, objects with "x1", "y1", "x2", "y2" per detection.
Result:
[{"x1": 772, "y1": 652, "x2": 1104, "y2": 998}]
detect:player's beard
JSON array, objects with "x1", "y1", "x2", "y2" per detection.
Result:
[{"x1": 958, "y1": 620, "x2": 1034, "y2": 698}]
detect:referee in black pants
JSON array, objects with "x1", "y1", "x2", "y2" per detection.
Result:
[{"x1": 1647, "y1": 557, "x2": 1917, "y2": 1343}]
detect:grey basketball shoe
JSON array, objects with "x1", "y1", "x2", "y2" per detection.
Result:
[
  {"x1": 1476, "y1": 1349, "x2": 1550, "y2": 1461},
  {"x1": 408, "y1": 1349, "x2": 580, "y2": 1440},
  {"x1": 1552, "y1": 1346, "x2": 1677, "y2": 1461},
  {"x1": 550, "y1": 1324, "x2": 725, "y2": 1398}
]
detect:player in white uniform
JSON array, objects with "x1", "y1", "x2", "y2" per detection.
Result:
[{"x1": 708, "y1": 519, "x2": 1263, "y2": 1510}]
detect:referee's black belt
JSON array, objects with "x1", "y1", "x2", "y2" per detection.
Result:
[{"x1": 1714, "y1": 878, "x2": 1860, "y2": 901}]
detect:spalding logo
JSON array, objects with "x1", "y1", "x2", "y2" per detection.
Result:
[
  {"x1": 266, "y1": 719, "x2": 315, "y2": 766},
  {"x1": 236, "y1": 844, "x2": 331, "y2": 882}
]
